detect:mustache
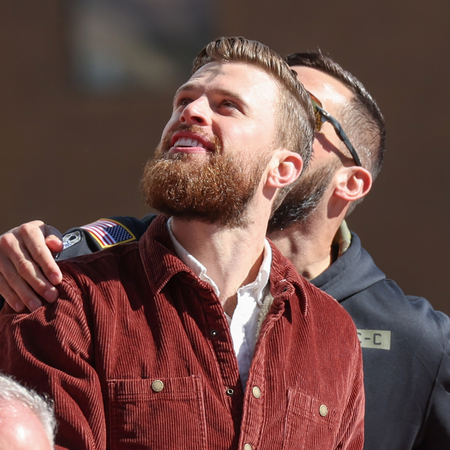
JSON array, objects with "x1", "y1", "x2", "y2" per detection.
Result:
[{"x1": 159, "y1": 125, "x2": 223, "y2": 155}]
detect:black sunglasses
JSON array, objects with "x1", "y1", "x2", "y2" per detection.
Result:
[{"x1": 308, "y1": 92, "x2": 362, "y2": 167}]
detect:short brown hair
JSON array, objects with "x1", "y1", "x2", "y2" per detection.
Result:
[{"x1": 286, "y1": 51, "x2": 386, "y2": 181}]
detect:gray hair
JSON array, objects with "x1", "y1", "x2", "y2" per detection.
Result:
[{"x1": 0, "y1": 373, "x2": 57, "y2": 448}]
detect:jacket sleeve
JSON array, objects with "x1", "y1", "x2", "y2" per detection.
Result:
[
  {"x1": 0, "y1": 270, "x2": 106, "y2": 450},
  {"x1": 56, "y1": 214, "x2": 156, "y2": 261},
  {"x1": 413, "y1": 310, "x2": 450, "y2": 449}
]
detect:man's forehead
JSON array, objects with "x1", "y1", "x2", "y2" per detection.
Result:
[
  {"x1": 175, "y1": 82, "x2": 247, "y2": 106},
  {"x1": 292, "y1": 66, "x2": 352, "y2": 106},
  {"x1": 178, "y1": 61, "x2": 279, "y2": 96}
]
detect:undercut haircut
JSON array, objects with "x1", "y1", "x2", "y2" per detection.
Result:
[
  {"x1": 286, "y1": 51, "x2": 386, "y2": 181},
  {"x1": 192, "y1": 37, "x2": 316, "y2": 210}
]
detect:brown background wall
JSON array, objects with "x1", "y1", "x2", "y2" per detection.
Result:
[{"x1": 1, "y1": 1, "x2": 449, "y2": 314}]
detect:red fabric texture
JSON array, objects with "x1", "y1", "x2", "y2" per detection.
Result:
[{"x1": 0, "y1": 216, "x2": 364, "y2": 449}]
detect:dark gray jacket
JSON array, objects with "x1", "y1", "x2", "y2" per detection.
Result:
[{"x1": 312, "y1": 232, "x2": 450, "y2": 450}]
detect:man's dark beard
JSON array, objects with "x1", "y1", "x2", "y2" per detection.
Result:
[
  {"x1": 268, "y1": 161, "x2": 339, "y2": 233},
  {"x1": 141, "y1": 140, "x2": 270, "y2": 228}
]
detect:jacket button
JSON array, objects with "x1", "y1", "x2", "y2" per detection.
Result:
[
  {"x1": 226, "y1": 388, "x2": 234, "y2": 396},
  {"x1": 244, "y1": 445, "x2": 252, "y2": 450},
  {"x1": 151, "y1": 380, "x2": 164, "y2": 392},
  {"x1": 252, "y1": 386, "x2": 261, "y2": 398},
  {"x1": 319, "y1": 404, "x2": 328, "y2": 417},
  {"x1": 210, "y1": 330, "x2": 218, "y2": 337}
]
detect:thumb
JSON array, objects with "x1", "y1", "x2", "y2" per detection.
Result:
[{"x1": 44, "y1": 226, "x2": 64, "y2": 253}]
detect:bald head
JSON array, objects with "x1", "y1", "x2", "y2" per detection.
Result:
[
  {"x1": 0, "y1": 402, "x2": 53, "y2": 450},
  {"x1": 0, "y1": 374, "x2": 56, "y2": 450}
]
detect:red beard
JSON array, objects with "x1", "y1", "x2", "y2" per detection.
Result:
[{"x1": 141, "y1": 128, "x2": 270, "y2": 228}]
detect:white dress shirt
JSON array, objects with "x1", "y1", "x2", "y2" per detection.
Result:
[{"x1": 167, "y1": 218, "x2": 272, "y2": 389}]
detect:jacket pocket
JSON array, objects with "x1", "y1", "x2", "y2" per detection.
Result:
[
  {"x1": 282, "y1": 388, "x2": 339, "y2": 449},
  {"x1": 107, "y1": 376, "x2": 207, "y2": 450}
]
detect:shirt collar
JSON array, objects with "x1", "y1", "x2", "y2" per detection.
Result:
[
  {"x1": 332, "y1": 220, "x2": 352, "y2": 258},
  {"x1": 167, "y1": 217, "x2": 272, "y2": 302}
]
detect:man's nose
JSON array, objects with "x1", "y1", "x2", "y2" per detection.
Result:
[{"x1": 180, "y1": 98, "x2": 211, "y2": 126}]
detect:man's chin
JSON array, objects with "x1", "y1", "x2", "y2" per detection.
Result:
[{"x1": 142, "y1": 147, "x2": 266, "y2": 230}]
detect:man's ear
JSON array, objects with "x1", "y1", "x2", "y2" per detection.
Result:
[
  {"x1": 266, "y1": 150, "x2": 303, "y2": 189},
  {"x1": 333, "y1": 166, "x2": 372, "y2": 202}
]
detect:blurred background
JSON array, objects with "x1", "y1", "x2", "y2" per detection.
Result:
[{"x1": 1, "y1": 0, "x2": 449, "y2": 314}]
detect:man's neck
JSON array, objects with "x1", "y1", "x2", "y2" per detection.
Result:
[
  {"x1": 170, "y1": 216, "x2": 268, "y2": 316},
  {"x1": 268, "y1": 215, "x2": 339, "y2": 281}
]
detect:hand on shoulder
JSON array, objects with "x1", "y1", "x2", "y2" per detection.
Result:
[{"x1": 0, "y1": 220, "x2": 63, "y2": 312}]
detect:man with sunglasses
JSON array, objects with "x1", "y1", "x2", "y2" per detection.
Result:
[{"x1": 0, "y1": 52, "x2": 449, "y2": 449}]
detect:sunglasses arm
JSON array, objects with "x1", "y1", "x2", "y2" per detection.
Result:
[{"x1": 318, "y1": 107, "x2": 362, "y2": 167}]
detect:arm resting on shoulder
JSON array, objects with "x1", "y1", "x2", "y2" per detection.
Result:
[
  {"x1": 0, "y1": 214, "x2": 156, "y2": 312},
  {"x1": 0, "y1": 221, "x2": 62, "y2": 312}
]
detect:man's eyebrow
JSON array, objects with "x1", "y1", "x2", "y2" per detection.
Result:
[
  {"x1": 173, "y1": 83, "x2": 247, "y2": 107},
  {"x1": 172, "y1": 83, "x2": 193, "y2": 104},
  {"x1": 173, "y1": 83, "x2": 196, "y2": 100}
]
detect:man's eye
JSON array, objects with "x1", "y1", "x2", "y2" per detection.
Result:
[
  {"x1": 221, "y1": 100, "x2": 239, "y2": 110},
  {"x1": 175, "y1": 97, "x2": 192, "y2": 107}
]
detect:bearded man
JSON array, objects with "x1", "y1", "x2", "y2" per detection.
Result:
[
  {"x1": 0, "y1": 37, "x2": 364, "y2": 450},
  {"x1": 2, "y1": 50, "x2": 449, "y2": 450}
]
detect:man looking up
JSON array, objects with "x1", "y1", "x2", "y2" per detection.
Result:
[
  {"x1": 0, "y1": 38, "x2": 364, "y2": 449},
  {"x1": 1, "y1": 50, "x2": 449, "y2": 450}
]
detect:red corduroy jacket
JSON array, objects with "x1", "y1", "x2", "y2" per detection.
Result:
[{"x1": 0, "y1": 216, "x2": 364, "y2": 450}]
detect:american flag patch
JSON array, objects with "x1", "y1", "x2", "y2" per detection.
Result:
[{"x1": 81, "y1": 219, "x2": 136, "y2": 249}]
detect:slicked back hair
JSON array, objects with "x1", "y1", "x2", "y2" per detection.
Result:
[
  {"x1": 192, "y1": 37, "x2": 316, "y2": 209},
  {"x1": 286, "y1": 52, "x2": 386, "y2": 182}
]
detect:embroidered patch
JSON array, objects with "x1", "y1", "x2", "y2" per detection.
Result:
[
  {"x1": 62, "y1": 231, "x2": 83, "y2": 250},
  {"x1": 81, "y1": 219, "x2": 136, "y2": 249},
  {"x1": 357, "y1": 329, "x2": 391, "y2": 350}
]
